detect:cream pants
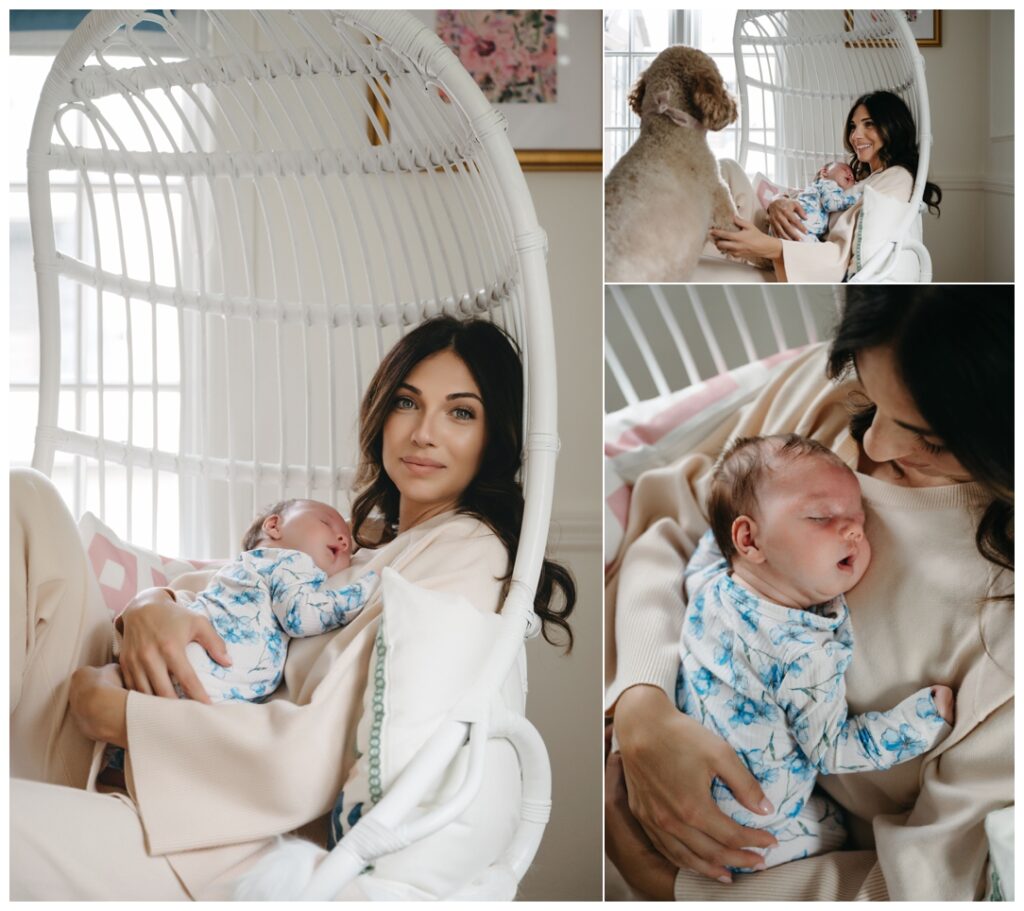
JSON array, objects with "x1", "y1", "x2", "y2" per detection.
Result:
[{"x1": 9, "y1": 468, "x2": 190, "y2": 899}]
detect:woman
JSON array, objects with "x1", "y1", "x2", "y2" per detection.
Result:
[
  {"x1": 605, "y1": 287, "x2": 1012, "y2": 900},
  {"x1": 10, "y1": 315, "x2": 576, "y2": 899},
  {"x1": 711, "y1": 91, "x2": 941, "y2": 282}
]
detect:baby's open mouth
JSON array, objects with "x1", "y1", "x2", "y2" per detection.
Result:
[{"x1": 837, "y1": 555, "x2": 855, "y2": 570}]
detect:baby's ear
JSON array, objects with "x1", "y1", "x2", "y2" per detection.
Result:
[
  {"x1": 262, "y1": 514, "x2": 283, "y2": 540},
  {"x1": 731, "y1": 515, "x2": 764, "y2": 563}
]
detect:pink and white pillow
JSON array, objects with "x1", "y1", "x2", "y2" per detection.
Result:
[
  {"x1": 604, "y1": 348, "x2": 811, "y2": 568},
  {"x1": 77, "y1": 511, "x2": 218, "y2": 616}
]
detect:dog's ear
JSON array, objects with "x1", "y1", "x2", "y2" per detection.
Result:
[
  {"x1": 692, "y1": 67, "x2": 738, "y2": 132},
  {"x1": 627, "y1": 70, "x2": 647, "y2": 117}
]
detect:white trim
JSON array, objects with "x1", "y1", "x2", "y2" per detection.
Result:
[
  {"x1": 930, "y1": 175, "x2": 1014, "y2": 196},
  {"x1": 547, "y1": 512, "x2": 602, "y2": 553}
]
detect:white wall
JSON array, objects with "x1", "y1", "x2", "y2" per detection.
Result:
[
  {"x1": 922, "y1": 9, "x2": 1014, "y2": 282},
  {"x1": 519, "y1": 169, "x2": 604, "y2": 901}
]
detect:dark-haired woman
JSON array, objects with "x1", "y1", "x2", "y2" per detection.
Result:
[
  {"x1": 605, "y1": 288, "x2": 1011, "y2": 901},
  {"x1": 711, "y1": 91, "x2": 941, "y2": 282},
  {"x1": 10, "y1": 316, "x2": 575, "y2": 899}
]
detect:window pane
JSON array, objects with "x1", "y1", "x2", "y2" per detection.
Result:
[
  {"x1": 700, "y1": 8, "x2": 739, "y2": 53},
  {"x1": 9, "y1": 56, "x2": 54, "y2": 186},
  {"x1": 630, "y1": 10, "x2": 671, "y2": 52}
]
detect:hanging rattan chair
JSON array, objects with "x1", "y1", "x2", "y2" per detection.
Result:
[
  {"x1": 28, "y1": 9, "x2": 558, "y2": 899},
  {"x1": 732, "y1": 9, "x2": 933, "y2": 282}
]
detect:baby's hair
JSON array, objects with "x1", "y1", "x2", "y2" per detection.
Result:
[
  {"x1": 707, "y1": 434, "x2": 847, "y2": 563},
  {"x1": 240, "y1": 499, "x2": 300, "y2": 551}
]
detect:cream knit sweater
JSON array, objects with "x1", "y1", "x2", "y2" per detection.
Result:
[{"x1": 606, "y1": 345, "x2": 1013, "y2": 901}]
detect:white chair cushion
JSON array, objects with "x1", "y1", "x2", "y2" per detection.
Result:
[
  {"x1": 849, "y1": 184, "x2": 923, "y2": 282},
  {"x1": 333, "y1": 567, "x2": 503, "y2": 841}
]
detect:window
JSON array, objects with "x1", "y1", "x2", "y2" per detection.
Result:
[
  {"x1": 11, "y1": 16, "x2": 194, "y2": 553},
  {"x1": 603, "y1": 9, "x2": 776, "y2": 178}
]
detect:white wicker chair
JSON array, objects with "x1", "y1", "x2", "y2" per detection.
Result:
[
  {"x1": 732, "y1": 9, "x2": 933, "y2": 282},
  {"x1": 605, "y1": 285, "x2": 841, "y2": 413},
  {"x1": 28, "y1": 9, "x2": 558, "y2": 899}
]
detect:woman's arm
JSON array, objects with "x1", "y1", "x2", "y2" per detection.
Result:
[
  {"x1": 117, "y1": 586, "x2": 230, "y2": 702},
  {"x1": 766, "y1": 197, "x2": 810, "y2": 241},
  {"x1": 606, "y1": 743, "x2": 677, "y2": 899},
  {"x1": 613, "y1": 685, "x2": 777, "y2": 884},
  {"x1": 709, "y1": 216, "x2": 784, "y2": 269},
  {"x1": 69, "y1": 663, "x2": 129, "y2": 747}
]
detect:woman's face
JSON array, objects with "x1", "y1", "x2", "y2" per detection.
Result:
[
  {"x1": 848, "y1": 104, "x2": 884, "y2": 172},
  {"x1": 855, "y1": 345, "x2": 971, "y2": 486},
  {"x1": 382, "y1": 349, "x2": 487, "y2": 530}
]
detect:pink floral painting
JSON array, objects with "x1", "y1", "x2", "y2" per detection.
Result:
[{"x1": 437, "y1": 10, "x2": 557, "y2": 104}]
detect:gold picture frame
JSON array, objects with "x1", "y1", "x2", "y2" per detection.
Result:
[{"x1": 844, "y1": 10, "x2": 942, "y2": 48}]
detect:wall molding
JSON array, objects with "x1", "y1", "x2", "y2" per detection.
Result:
[
  {"x1": 929, "y1": 175, "x2": 1014, "y2": 196},
  {"x1": 547, "y1": 511, "x2": 602, "y2": 554}
]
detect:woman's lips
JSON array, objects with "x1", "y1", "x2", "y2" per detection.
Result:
[{"x1": 400, "y1": 456, "x2": 445, "y2": 474}]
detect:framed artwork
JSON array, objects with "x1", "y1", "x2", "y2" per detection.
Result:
[
  {"x1": 844, "y1": 10, "x2": 942, "y2": 48},
  {"x1": 410, "y1": 9, "x2": 601, "y2": 171}
]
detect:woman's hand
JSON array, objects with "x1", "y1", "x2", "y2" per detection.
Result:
[
  {"x1": 614, "y1": 685, "x2": 778, "y2": 883},
  {"x1": 710, "y1": 216, "x2": 784, "y2": 263},
  {"x1": 606, "y1": 743, "x2": 677, "y2": 899},
  {"x1": 766, "y1": 197, "x2": 809, "y2": 241},
  {"x1": 118, "y1": 587, "x2": 231, "y2": 703},
  {"x1": 69, "y1": 663, "x2": 129, "y2": 748}
]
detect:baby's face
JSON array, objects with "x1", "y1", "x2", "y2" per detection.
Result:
[
  {"x1": 272, "y1": 500, "x2": 353, "y2": 575},
  {"x1": 749, "y1": 456, "x2": 871, "y2": 605},
  {"x1": 822, "y1": 162, "x2": 856, "y2": 189}
]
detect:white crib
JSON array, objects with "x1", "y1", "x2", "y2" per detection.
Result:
[
  {"x1": 701, "y1": 9, "x2": 932, "y2": 283},
  {"x1": 28, "y1": 9, "x2": 558, "y2": 899}
]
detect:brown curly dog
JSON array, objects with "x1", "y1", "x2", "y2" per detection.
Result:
[{"x1": 605, "y1": 46, "x2": 748, "y2": 282}]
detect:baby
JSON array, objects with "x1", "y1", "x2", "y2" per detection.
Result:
[
  {"x1": 770, "y1": 161, "x2": 863, "y2": 242},
  {"x1": 170, "y1": 498, "x2": 377, "y2": 703},
  {"x1": 103, "y1": 499, "x2": 374, "y2": 782},
  {"x1": 676, "y1": 434, "x2": 953, "y2": 870}
]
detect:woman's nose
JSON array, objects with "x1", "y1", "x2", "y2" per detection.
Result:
[
  {"x1": 862, "y1": 416, "x2": 910, "y2": 464},
  {"x1": 410, "y1": 413, "x2": 436, "y2": 446}
]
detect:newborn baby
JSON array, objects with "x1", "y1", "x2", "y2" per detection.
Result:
[
  {"x1": 177, "y1": 498, "x2": 377, "y2": 703},
  {"x1": 676, "y1": 434, "x2": 953, "y2": 870},
  {"x1": 771, "y1": 161, "x2": 863, "y2": 243}
]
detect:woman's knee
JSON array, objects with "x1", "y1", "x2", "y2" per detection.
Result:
[{"x1": 11, "y1": 467, "x2": 74, "y2": 526}]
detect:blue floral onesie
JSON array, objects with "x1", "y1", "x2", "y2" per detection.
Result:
[
  {"x1": 676, "y1": 530, "x2": 951, "y2": 869},
  {"x1": 103, "y1": 548, "x2": 376, "y2": 777},
  {"x1": 794, "y1": 177, "x2": 863, "y2": 241},
  {"x1": 178, "y1": 548, "x2": 377, "y2": 703}
]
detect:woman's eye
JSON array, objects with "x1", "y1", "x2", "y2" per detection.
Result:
[
  {"x1": 916, "y1": 434, "x2": 947, "y2": 455},
  {"x1": 451, "y1": 406, "x2": 476, "y2": 421},
  {"x1": 393, "y1": 395, "x2": 415, "y2": 411}
]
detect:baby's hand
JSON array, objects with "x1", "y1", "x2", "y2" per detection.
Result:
[{"x1": 930, "y1": 685, "x2": 955, "y2": 725}]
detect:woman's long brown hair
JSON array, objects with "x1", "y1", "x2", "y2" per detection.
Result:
[
  {"x1": 827, "y1": 287, "x2": 1013, "y2": 594},
  {"x1": 351, "y1": 316, "x2": 577, "y2": 650}
]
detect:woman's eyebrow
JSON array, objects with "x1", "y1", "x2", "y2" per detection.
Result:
[{"x1": 447, "y1": 392, "x2": 483, "y2": 403}]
